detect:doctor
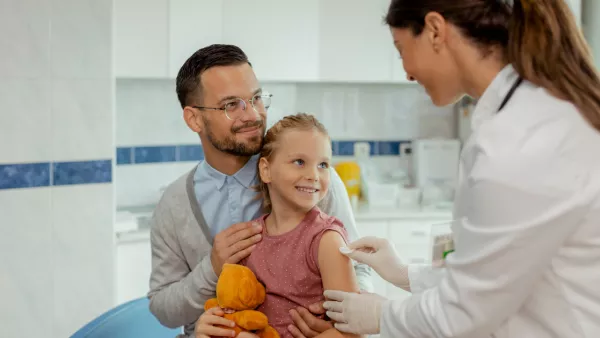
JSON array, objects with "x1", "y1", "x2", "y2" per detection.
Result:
[{"x1": 323, "y1": 0, "x2": 600, "y2": 337}]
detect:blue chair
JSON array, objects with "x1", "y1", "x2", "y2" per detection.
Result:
[{"x1": 70, "y1": 297, "x2": 182, "y2": 338}]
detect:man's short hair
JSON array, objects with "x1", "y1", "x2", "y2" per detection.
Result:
[{"x1": 176, "y1": 44, "x2": 251, "y2": 108}]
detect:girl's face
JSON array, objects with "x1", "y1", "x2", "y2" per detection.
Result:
[{"x1": 259, "y1": 128, "x2": 332, "y2": 213}]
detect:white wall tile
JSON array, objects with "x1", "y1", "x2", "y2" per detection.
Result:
[
  {"x1": 116, "y1": 162, "x2": 196, "y2": 207},
  {"x1": 116, "y1": 79, "x2": 198, "y2": 146},
  {"x1": 0, "y1": 79, "x2": 52, "y2": 163},
  {"x1": 51, "y1": 79, "x2": 114, "y2": 161},
  {"x1": 51, "y1": 184, "x2": 114, "y2": 337},
  {"x1": 0, "y1": 188, "x2": 52, "y2": 338},
  {"x1": 262, "y1": 83, "x2": 297, "y2": 129},
  {"x1": 0, "y1": 0, "x2": 50, "y2": 78},
  {"x1": 50, "y1": 0, "x2": 111, "y2": 79}
]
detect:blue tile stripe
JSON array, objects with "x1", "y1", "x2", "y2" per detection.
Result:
[
  {"x1": 0, "y1": 159, "x2": 112, "y2": 190},
  {"x1": 116, "y1": 141, "x2": 410, "y2": 165}
]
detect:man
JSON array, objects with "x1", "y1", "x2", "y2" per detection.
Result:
[{"x1": 147, "y1": 44, "x2": 372, "y2": 338}]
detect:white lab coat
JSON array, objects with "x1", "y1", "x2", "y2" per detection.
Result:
[{"x1": 380, "y1": 65, "x2": 600, "y2": 337}]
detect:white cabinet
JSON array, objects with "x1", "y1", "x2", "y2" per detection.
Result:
[
  {"x1": 114, "y1": 0, "x2": 169, "y2": 78},
  {"x1": 318, "y1": 0, "x2": 394, "y2": 82},
  {"x1": 115, "y1": 237, "x2": 152, "y2": 305},
  {"x1": 168, "y1": 0, "x2": 223, "y2": 77},
  {"x1": 221, "y1": 0, "x2": 320, "y2": 82}
]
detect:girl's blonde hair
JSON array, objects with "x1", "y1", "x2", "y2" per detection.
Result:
[{"x1": 257, "y1": 113, "x2": 329, "y2": 212}]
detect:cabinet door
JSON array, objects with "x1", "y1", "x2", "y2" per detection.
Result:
[
  {"x1": 221, "y1": 0, "x2": 320, "y2": 82},
  {"x1": 168, "y1": 0, "x2": 223, "y2": 77},
  {"x1": 116, "y1": 239, "x2": 152, "y2": 305},
  {"x1": 318, "y1": 0, "x2": 394, "y2": 82},
  {"x1": 114, "y1": 0, "x2": 169, "y2": 78},
  {"x1": 388, "y1": 220, "x2": 432, "y2": 264},
  {"x1": 355, "y1": 220, "x2": 389, "y2": 297}
]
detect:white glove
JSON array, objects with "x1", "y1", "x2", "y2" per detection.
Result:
[
  {"x1": 322, "y1": 290, "x2": 386, "y2": 335},
  {"x1": 340, "y1": 236, "x2": 410, "y2": 289}
]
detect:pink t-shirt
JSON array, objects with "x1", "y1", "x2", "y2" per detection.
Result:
[{"x1": 242, "y1": 206, "x2": 348, "y2": 338}]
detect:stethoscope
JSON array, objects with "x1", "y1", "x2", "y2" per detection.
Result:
[{"x1": 497, "y1": 76, "x2": 523, "y2": 112}]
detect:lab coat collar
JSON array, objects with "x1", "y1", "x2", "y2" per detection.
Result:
[{"x1": 471, "y1": 64, "x2": 521, "y2": 132}]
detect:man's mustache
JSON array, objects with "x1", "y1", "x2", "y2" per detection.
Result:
[{"x1": 232, "y1": 120, "x2": 264, "y2": 133}]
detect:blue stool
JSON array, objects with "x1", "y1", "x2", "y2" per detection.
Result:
[{"x1": 70, "y1": 297, "x2": 182, "y2": 338}]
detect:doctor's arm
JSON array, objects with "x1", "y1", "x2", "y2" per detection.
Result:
[
  {"x1": 380, "y1": 154, "x2": 590, "y2": 338},
  {"x1": 147, "y1": 202, "x2": 218, "y2": 328}
]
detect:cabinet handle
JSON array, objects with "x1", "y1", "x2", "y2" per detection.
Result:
[{"x1": 411, "y1": 230, "x2": 427, "y2": 237}]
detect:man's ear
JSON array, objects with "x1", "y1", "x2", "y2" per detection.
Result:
[
  {"x1": 183, "y1": 107, "x2": 203, "y2": 133},
  {"x1": 258, "y1": 157, "x2": 271, "y2": 184}
]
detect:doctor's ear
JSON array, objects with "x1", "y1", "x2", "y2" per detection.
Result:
[
  {"x1": 183, "y1": 106, "x2": 203, "y2": 133},
  {"x1": 258, "y1": 157, "x2": 272, "y2": 184},
  {"x1": 423, "y1": 12, "x2": 447, "y2": 52}
]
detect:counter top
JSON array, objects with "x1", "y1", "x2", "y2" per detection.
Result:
[{"x1": 115, "y1": 204, "x2": 452, "y2": 244}]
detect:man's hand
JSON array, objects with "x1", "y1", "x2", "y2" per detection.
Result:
[
  {"x1": 288, "y1": 301, "x2": 333, "y2": 338},
  {"x1": 211, "y1": 221, "x2": 263, "y2": 276}
]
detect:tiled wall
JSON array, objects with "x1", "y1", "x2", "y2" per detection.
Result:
[
  {"x1": 116, "y1": 79, "x2": 456, "y2": 207},
  {"x1": 0, "y1": 1, "x2": 114, "y2": 337}
]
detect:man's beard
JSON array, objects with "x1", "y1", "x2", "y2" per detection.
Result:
[{"x1": 203, "y1": 117, "x2": 265, "y2": 157}]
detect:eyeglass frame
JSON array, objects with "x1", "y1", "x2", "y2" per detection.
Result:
[{"x1": 192, "y1": 93, "x2": 273, "y2": 121}]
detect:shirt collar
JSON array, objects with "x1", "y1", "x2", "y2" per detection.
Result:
[
  {"x1": 471, "y1": 64, "x2": 521, "y2": 131},
  {"x1": 196, "y1": 155, "x2": 259, "y2": 191}
]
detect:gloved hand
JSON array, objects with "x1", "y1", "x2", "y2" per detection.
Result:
[
  {"x1": 322, "y1": 290, "x2": 386, "y2": 335},
  {"x1": 340, "y1": 236, "x2": 410, "y2": 289}
]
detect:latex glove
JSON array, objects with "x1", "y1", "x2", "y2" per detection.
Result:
[
  {"x1": 322, "y1": 290, "x2": 386, "y2": 335},
  {"x1": 339, "y1": 236, "x2": 409, "y2": 289}
]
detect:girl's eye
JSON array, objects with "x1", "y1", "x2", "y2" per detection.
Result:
[
  {"x1": 318, "y1": 162, "x2": 329, "y2": 169},
  {"x1": 293, "y1": 159, "x2": 304, "y2": 166}
]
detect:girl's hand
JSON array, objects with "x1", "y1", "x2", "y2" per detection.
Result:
[{"x1": 195, "y1": 307, "x2": 237, "y2": 338}]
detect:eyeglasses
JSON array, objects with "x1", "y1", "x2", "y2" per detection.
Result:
[{"x1": 193, "y1": 93, "x2": 273, "y2": 121}]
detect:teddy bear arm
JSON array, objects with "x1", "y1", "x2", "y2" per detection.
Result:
[
  {"x1": 231, "y1": 310, "x2": 269, "y2": 331},
  {"x1": 204, "y1": 298, "x2": 219, "y2": 311},
  {"x1": 256, "y1": 325, "x2": 280, "y2": 338}
]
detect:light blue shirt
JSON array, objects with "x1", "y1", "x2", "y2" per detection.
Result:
[{"x1": 193, "y1": 155, "x2": 264, "y2": 239}]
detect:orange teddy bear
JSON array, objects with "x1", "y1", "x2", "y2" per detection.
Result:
[{"x1": 204, "y1": 263, "x2": 279, "y2": 338}]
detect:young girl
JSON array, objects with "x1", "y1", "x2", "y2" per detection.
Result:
[{"x1": 196, "y1": 113, "x2": 361, "y2": 338}]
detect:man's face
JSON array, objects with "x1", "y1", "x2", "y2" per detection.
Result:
[{"x1": 197, "y1": 63, "x2": 267, "y2": 157}]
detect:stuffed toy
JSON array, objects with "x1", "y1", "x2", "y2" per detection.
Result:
[{"x1": 204, "y1": 263, "x2": 279, "y2": 338}]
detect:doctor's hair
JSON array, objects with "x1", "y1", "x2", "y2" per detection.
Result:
[
  {"x1": 175, "y1": 44, "x2": 251, "y2": 109},
  {"x1": 385, "y1": 0, "x2": 600, "y2": 132},
  {"x1": 256, "y1": 113, "x2": 330, "y2": 213}
]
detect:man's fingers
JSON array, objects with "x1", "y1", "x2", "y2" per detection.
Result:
[
  {"x1": 228, "y1": 243, "x2": 257, "y2": 264},
  {"x1": 297, "y1": 307, "x2": 333, "y2": 333},
  {"x1": 308, "y1": 301, "x2": 326, "y2": 315},
  {"x1": 287, "y1": 324, "x2": 308, "y2": 338},
  {"x1": 229, "y1": 233, "x2": 262, "y2": 255},
  {"x1": 226, "y1": 222, "x2": 262, "y2": 241},
  {"x1": 289, "y1": 309, "x2": 319, "y2": 337}
]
